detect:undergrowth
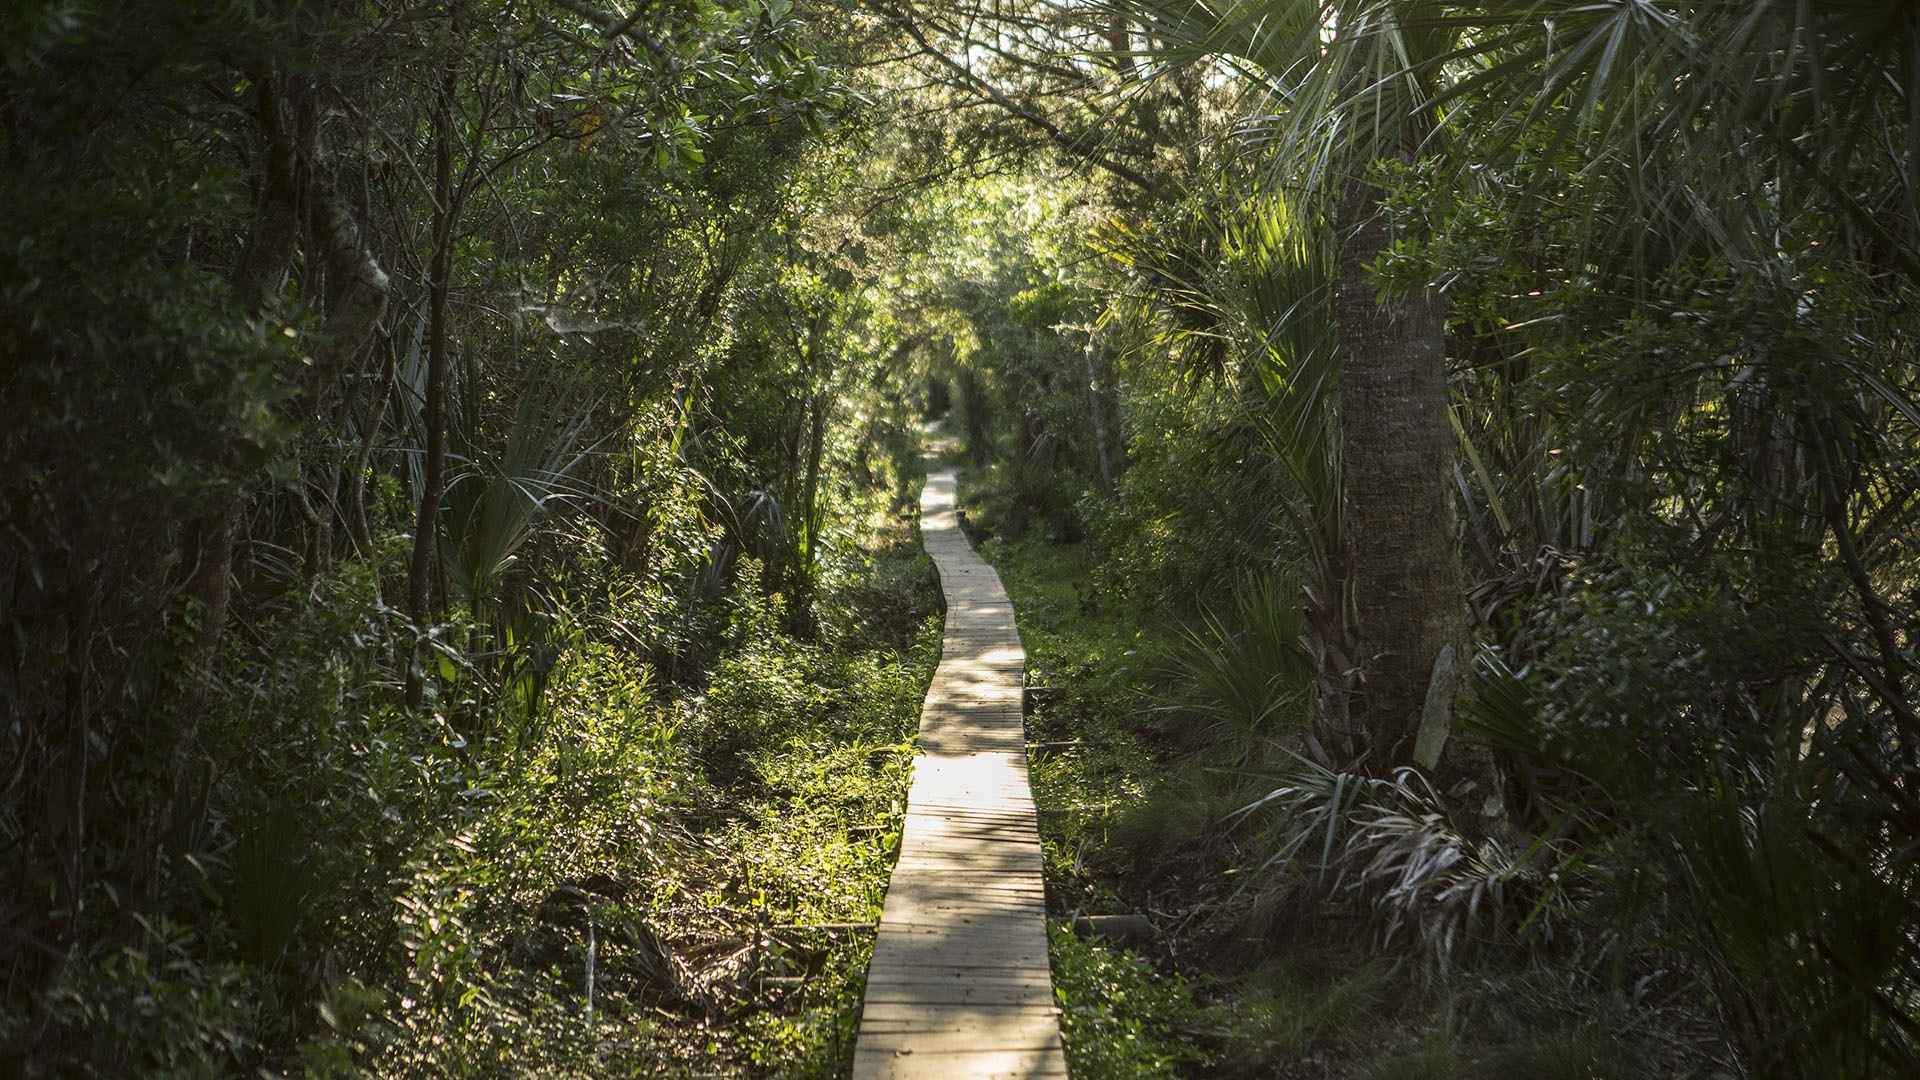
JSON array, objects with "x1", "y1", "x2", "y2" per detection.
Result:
[
  {"x1": 960, "y1": 475, "x2": 1222, "y2": 1079},
  {"x1": 965, "y1": 473, "x2": 1726, "y2": 1079},
  {"x1": 1050, "y1": 923, "x2": 1210, "y2": 1080},
  {"x1": 15, "y1": 503, "x2": 940, "y2": 1079}
]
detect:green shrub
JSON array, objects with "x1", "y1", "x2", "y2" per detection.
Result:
[{"x1": 1049, "y1": 924, "x2": 1212, "y2": 1080}]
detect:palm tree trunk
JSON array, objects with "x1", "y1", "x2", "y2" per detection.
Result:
[
  {"x1": 1333, "y1": 177, "x2": 1464, "y2": 763},
  {"x1": 1333, "y1": 166, "x2": 1506, "y2": 832}
]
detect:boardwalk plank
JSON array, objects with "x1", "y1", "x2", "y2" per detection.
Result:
[{"x1": 851, "y1": 469, "x2": 1068, "y2": 1079}]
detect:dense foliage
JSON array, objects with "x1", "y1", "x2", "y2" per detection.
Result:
[
  {"x1": 0, "y1": 0, "x2": 954, "y2": 1074},
  {"x1": 917, "y1": 2, "x2": 1919, "y2": 1076},
  {"x1": 5, "y1": 0, "x2": 1917, "y2": 1075}
]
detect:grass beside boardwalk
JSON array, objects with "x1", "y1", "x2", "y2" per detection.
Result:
[
  {"x1": 333, "y1": 509, "x2": 944, "y2": 1080},
  {"x1": 622, "y1": 515, "x2": 944, "y2": 1077}
]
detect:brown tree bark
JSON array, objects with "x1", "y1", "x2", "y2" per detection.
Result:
[
  {"x1": 1334, "y1": 174, "x2": 1501, "y2": 830},
  {"x1": 230, "y1": 77, "x2": 300, "y2": 316},
  {"x1": 1334, "y1": 176, "x2": 1462, "y2": 763}
]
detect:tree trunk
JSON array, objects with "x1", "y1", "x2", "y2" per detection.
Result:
[
  {"x1": 405, "y1": 53, "x2": 460, "y2": 710},
  {"x1": 1082, "y1": 337, "x2": 1114, "y2": 494},
  {"x1": 230, "y1": 77, "x2": 300, "y2": 317},
  {"x1": 1334, "y1": 176, "x2": 1498, "y2": 825},
  {"x1": 345, "y1": 336, "x2": 398, "y2": 560},
  {"x1": 793, "y1": 388, "x2": 829, "y2": 635}
]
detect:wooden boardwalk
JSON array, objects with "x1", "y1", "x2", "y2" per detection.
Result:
[{"x1": 852, "y1": 469, "x2": 1068, "y2": 1079}]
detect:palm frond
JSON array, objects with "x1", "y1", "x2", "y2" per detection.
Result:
[
  {"x1": 441, "y1": 375, "x2": 603, "y2": 613},
  {"x1": 1235, "y1": 754, "x2": 1554, "y2": 971},
  {"x1": 1165, "y1": 569, "x2": 1315, "y2": 754}
]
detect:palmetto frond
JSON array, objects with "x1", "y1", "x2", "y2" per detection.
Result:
[
  {"x1": 1166, "y1": 570, "x2": 1315, "y2": 756},
  {"x1": 1111, "y1": 0, "x2": 1920, "y2": 272},
  {"x1": 390, "y1": 335, "x2": 603, "y2": 617},
  {"x1": 1096, "y1": 180, "x2": 1339, "y2": 522},
  {"x1": 1235, "y1": 754, "x2": 1551, "y2": 970},
  {"x1": 1428, "y1": 1, "x2": 1920, "y2": 281},
  {"x1": 1226, "y1": 192, "x2": 1339, "y2": 536},
  {"x1": 1110, "y1": 0, "x2": 1458, "y2": 191},
  {"x1": 440, "y1": 377, "x2": 602, "y2": 612}
]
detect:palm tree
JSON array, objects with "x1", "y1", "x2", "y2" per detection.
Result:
[
  {"x1": 1109, "y1": 0, "x2": 1496, "y2": 812},
  {"x1": 1118, "y1": 0, "x2": 1920, "y2": 776},
  {"x1": 1111, "y1": 2, "x2": 1919, "y2": 1068},
  {"x1": 1430, "y1": 7, "x2": 1920, "y2": 1072}
]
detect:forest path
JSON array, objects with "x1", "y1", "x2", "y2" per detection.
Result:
[{"x1": 850, "y1": 469, "x2": 1067, "y2": 1079}]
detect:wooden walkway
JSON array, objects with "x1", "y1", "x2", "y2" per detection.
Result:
[{"x1": 851, "y1": 469, "x2": 1068, "y2": 1079}]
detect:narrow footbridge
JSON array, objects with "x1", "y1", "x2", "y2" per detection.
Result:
[{"x1": 851, "y1": 469, "x2": 1068, "y2": 1079}]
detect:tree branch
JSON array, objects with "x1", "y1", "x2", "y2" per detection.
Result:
[
  {"x1": 547, "y1": 0, "x2": 673, "y2": 73},
  {"x1": 877, "y1": 0, "x2": 1165, "y2": 198}
]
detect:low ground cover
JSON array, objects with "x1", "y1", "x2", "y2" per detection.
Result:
[{"x1": 382, "y1": 518, "x2": 946, "y2": 1079}]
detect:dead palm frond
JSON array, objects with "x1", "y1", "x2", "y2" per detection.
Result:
[
  {"x1": 1343, "y1": 795, "x2": 1529, "y2": 970},
  {"x1": 1231, "y1": 749, "x2": 1393, "y2": 870},
  {"x1": 1236, "y1": 754, "x2": 1552, "y2": 972}
]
